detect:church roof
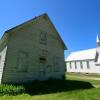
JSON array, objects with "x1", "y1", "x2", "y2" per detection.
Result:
[{"x1": 66, "y1": 48, "x2": 96, "y2": 61}]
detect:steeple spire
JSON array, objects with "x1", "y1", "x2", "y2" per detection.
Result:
[{"x1": 96, "y1": 34, "x2": 100, "y2": 43}]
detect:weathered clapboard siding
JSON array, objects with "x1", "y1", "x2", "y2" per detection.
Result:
[
  {"x1": 2, "y1": 15, "x2": 66, "y2": 83},
  {"x1": 0, "y1": 47, "x2": 7, "y2": 83}
]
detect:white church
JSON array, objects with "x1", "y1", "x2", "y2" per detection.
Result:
[{"x1": 66, "y1": 35, "x2": 100, "y2": 74}]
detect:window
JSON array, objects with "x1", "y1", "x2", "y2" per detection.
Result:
[
  {"x1": 75, "y1": 62, "x2": 77, "y2": 69},
  {"x1": 47, "y1": 65, "x2": 52, "y2": 72},
  {"x1": 39, "y1": 57, "x2": 46, "y2": 63},
  {"x1": 0, "y1": 56, "x2": 1, "y2": 63},
  {"x1": 17, "y1": 51, "x2": 29, "y2": 72},
  {"x1": 53, "y1": 56, "x2": 60, "y2": 72},
  {"x1": 39, "y1": 63, "x2": 46, "y2": 78},
  {"x1": 87, "y1": 61, "x2": 90, "y2": 69},
  {"x1": 95, "y1": 52, "x2": 99, "y2": 62},
  {"x1": 40, "y1": 49, "x2": 48, "y2": 57},
  {"x1": 40, "y1": 31, "x2": 47, "y2": 45},
  {"x1": 97, "y1": 42, "x2": 100, "y2": 47},
  {"x1": 70, "y1": 62, "x2": 72, "y2": 69},
  {"x1": 80, "y1": 62, "x2": 83, "y2": 69}
]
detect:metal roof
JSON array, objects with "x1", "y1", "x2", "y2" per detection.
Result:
[{"x1": 66, "y1": 48, "x2": 96, "y2": 61}]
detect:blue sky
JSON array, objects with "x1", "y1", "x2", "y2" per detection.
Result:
[{"x1": 0, "y1": 0, "x2": 100, "y2": 57}]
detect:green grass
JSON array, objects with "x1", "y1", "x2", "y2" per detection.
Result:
[
  {"x1": 0, "y1": 74, "x2": 100, "y2": 100},
  {"x1": 66, "y1": 73, "x2": 100, "y2": 88},
  {"x1": 67, "y1": 72, "x2": 100, "y2": 78}
]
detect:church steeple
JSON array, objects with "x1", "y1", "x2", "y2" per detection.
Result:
[
  {"x1": 96, "y1": 35, "x2": 100, "y2": 43},
  {"x1": 96, "y1": 34, "x2": 100, "y2": 47}
]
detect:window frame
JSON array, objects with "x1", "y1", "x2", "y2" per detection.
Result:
[
  {"x1": 17, "y1": 51, "x2": 29, "y2": 72},
  {"x1": 40, "y1": 31, "x2": 47, "y2": 45},
  {"x1": 87, "y1": 61, "x2": 90, "y2": 69},
  {"x1": 80, "y1": 61, "x2": 83, "y2": 69},
  {"x1": 75, "y1": 61, "x2": 77, "y2": 69}
]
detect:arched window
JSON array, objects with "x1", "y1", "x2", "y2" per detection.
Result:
[{"x1": 40, "y1": 31, "x2": 47, "y2": 45}]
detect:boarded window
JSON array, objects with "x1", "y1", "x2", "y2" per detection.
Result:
[
  {"x1": 40, "y1": 49, "x2": 48, "y2": 57},
  {"x1": 39, "y1": 57, "x2": 47, "y2": 78},
  {"x1": 53, "y1": 57, "x2": 60, "y2": 72},
  {"x1": 17, "y1": 51, "x2": 29, "y2": 72},
  {"x1": 47, "y1": 65, "x2": 52, "y2": 72},
  {"x1": 40, "y1": 31, "x2": 47, "y2": 45},
  {"x1": 39, "y1": 63, "x2": 45, "y2": 71},
  {"x1": 39, "y1": 57, "x2": 47, "y2": 63}
]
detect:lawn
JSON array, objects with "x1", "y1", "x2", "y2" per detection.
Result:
[{"x1": 0, "y1": 74, "x2": 100, "y2": 100}]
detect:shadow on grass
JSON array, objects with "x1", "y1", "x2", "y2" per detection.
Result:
[
  {"x1": 0, "y1": 80, "x2": 94, "y2": 96},
  {"x1": 22, "y1": 79, "x2": 94, "y2": 95}
]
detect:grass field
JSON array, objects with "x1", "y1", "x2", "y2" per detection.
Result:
[{"x1": 0, "y1": 73, "x2": 100, "y2": 100}]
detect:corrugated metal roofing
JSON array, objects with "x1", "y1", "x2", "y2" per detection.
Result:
[{"x1": 66, "y1": 48, "x2": 96, "y2": 61}]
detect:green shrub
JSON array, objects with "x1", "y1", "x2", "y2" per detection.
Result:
[{"x1": 0, "y1": 84, "x2": 25, "y2": 95}]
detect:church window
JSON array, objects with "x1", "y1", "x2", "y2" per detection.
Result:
[
  {"x1": 75, "y1": 62, "x2": 77, "y2": 69},
  {"x1": 87, "y1": 61, "x2": 90, "y2": 69},
  {"x1": 80, "y1": 62, "x2": 83, "y2": 69},
  {"x1": 97, "y1": 42, "x2": 100, "y2": 47},
  {"x1": 95, "y1": 52, "x2": 99, "y2": 62},
  {"x1": 70, "y1": 62, "x2": 72, "y2": 69}
]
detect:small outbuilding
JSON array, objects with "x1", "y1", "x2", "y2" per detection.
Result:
[{"x1": 0, "y1": 13, "x2": 67, "y2": 84}]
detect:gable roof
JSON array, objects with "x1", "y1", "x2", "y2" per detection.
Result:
[
  {"x1": 66, "y1": 48, "x2": 96, "y2": 61},
  {"x1": 2, "y1": 13, "x2": 67, "y2": 50}
]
